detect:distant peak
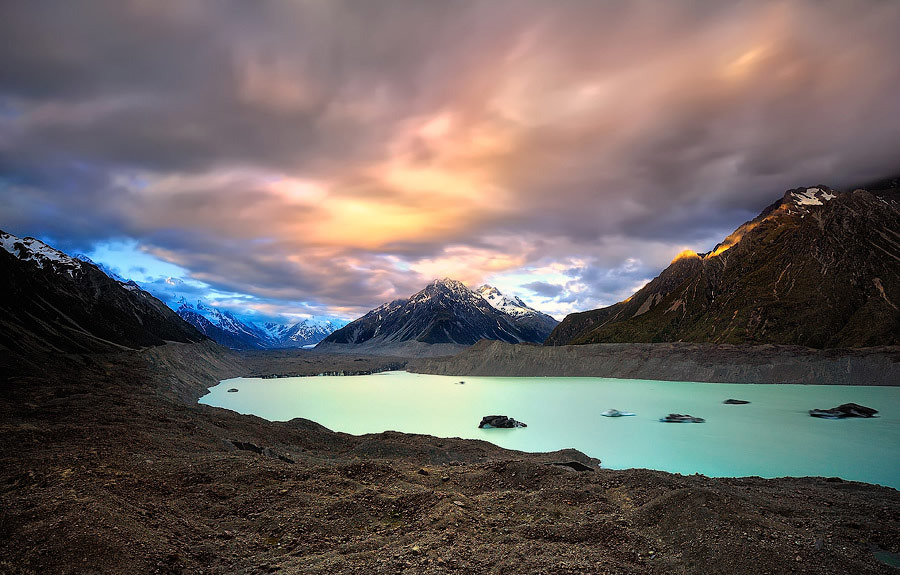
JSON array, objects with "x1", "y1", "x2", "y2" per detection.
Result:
[
  {"x1": 426, "y1": 278, "x2": 470, "y2": 293},
  {"x1": 433, "y1": 277, "x2": 467, "y2": 287}
]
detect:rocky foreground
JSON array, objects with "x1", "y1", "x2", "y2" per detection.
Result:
[{"x1": 2, "y1": 342, "x2": 899, "y2": 574}]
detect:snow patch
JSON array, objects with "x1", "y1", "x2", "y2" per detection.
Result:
[
  {"x1": 1, "y1": 232, "x2": 83, "y2": 272},
  {"x1": 793, "y1": 189, "x2": 823, "y2": 206},
  {"x1": 791, "y1": 187, "x2": 836, "y2": 207},
  {"x1": 475, "y1": 284, "x2": 541, "y2": 318}
]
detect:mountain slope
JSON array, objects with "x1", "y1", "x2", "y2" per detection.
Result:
[
  {"x1": 475, "y1": 284, "x2": 559, "y2": 340},
  {"x1": 547, "y1": 185, "x2": 900, "y2": 348},
  {"x1": 176, "y1": 299, "x2": 270, "y2": 350},
  {"x1": 0, "y1": 231, "x2": 206, "y2": 354},
  {"x1": 275, "y1": 319, "x2": 344, "y2": 347},
  {"x1": 176, "y1": 299, "x2": 343, "y2": 350},
  {"x1": 321, "y1": 279, "x2": 557, "y2": 347}
]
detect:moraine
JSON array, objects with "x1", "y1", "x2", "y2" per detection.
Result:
[{"x1": 200, "y1": 371, "x2": 900, "y2": 489}]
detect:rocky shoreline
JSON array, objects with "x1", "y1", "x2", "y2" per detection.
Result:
[
  {"x1": 410, "y1": 340, "x2": 900, "y2": 385},
  {"x1": 2, "y1": 342, "x2": 899, "y2": 574}
]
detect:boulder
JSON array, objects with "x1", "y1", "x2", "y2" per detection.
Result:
[
  {"x1": 660, "y1": 413, "x2": 705, "y2": 423},
  {"x1": 478, "y1": 415, "x2": 527, "y2": 428},
  {"x1": 809, "y1": 403, "x2": 878, "y2": 419}
]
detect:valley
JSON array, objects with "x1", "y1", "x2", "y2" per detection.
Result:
[
  {"x1": 5, "y1": 4, "x2": 900, "y2": 572},
  {"x1": 2, "y1": 343, "x2": 899, "y2": 574}
]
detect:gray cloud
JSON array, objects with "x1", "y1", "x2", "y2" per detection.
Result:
[
  {"x1": 2, "y1": 0, "x2": 900, "y2": 318},
  {"x1": 522, "y1": 281, "x2": 564, "y2": 298}
]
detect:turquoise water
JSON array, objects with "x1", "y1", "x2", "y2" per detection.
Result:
[{"x1": 201, "y1": 372, "x2": 900, "y2": 489}]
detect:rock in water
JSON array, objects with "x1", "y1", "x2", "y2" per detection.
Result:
[
  {"x1": 809, "y1": 403, "x2": 878, "y2": 419},
  {"x1": 478, "y1": 415, "x2": 527, "y2": 428},
  {"x1": 601, "y1": 409, "x2": 636, "y2": 417},
  {"x1": 660, "y1": 413, "x2": 705, "y2": 423}
]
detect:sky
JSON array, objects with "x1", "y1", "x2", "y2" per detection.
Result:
[{"x1": 2, "y1": 1, "x2": 900, "y2": 323}]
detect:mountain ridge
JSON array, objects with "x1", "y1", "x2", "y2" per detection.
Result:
[
  {"x1": 0, "y1": 230, "x2": 205, "y2": 353},
  {"x1": 546, "y1": 185, "x2": 900, "y2": 348},
  {"x1": 175, "y1": 298, "x2": 345, "y2": 350},
  {"x1": 320, "y1": 278, "x2": 558, "y2": 348}
]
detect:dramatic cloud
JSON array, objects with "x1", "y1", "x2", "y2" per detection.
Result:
[{"x1": 2, "y1": 0, "x2": 899, "y2": 319}]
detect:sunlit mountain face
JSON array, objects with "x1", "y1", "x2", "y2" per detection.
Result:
[{"x1": 2, "y1": 1, "x2": 900, "y2": 323}]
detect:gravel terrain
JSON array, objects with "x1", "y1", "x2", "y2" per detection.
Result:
[{"x1": 2, "y1": 342, "x2": 898, "y2": 574}]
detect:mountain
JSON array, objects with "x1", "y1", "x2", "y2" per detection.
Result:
[
  {"x1": 72, "y1": 253, "x2": 127, "y2": 282},
  {"x1": 475, "y1": 284, "x2": 559, "y2": 339},
  {"x1": 0, "y1": 231, "x2": 205, "y2": 354},
  {"x1": 546, "y1": 185, "x2": 900, "y2": 348},
  {"x1": 176, "y1": 299, "x2": 343, "y2": 350},
  {"x1": 320, "y1": 279, "x2": 558, "y2": 348},
  {"x1": 176, "y1": 299, "x2": 269, "y2": 350},
  {"x1": 266, "y1": 319, "x2": 344, "y2": 347}
]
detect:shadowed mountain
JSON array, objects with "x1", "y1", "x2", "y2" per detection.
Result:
[
  {"x1": 0, "y1": 231, "x2": 205, "y2": 354},
  {"x1": 320, "y1": 279, "x2": 557, "y2": 349},
  {"x1": 547, "y1": 185, "x2": 900, "y2": 348}
]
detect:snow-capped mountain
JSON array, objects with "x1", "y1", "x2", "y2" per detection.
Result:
[
  {"x1": 476, "y1": 284, "x2": 559, "y2": 338},
  {"x1": 175, "y1": 298, "x2": 345, "y2": 350},
  {"x1": 0, "y1": 231, "x2": 204, "y2": 353},
  {"x1": 476, "y1": 285, "x2": 532, "y2": 316},
  {"x1": 1, "y1": 233, "x2": 85, "y2": 276},
  {"x1": 260, "y1": 317, "x2": 345, "y2": 347},
  {"x1": 277, "y1": 319, "x2": 345, "y2": 346},
  {"x1": 320, "y1": 278, "x2": 558, "y2": 347},
  {"x1": 176, "y1": 299, "x2": 269, "y2": 350},
  {"x1": 548, "y1": 183, "x2": 900, "y2": 348}
]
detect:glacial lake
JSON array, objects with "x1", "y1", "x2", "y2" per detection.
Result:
[{"x1": 201, "y1": 372, "x2": 900, "y2": 489}]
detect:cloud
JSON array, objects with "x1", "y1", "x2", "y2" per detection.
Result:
[
  {"x1": 2, "y1": 0, "x2": 900, "y2": 319},
  {"x1": 523, "y1": 281, "x2": 564, "y2": 298}
]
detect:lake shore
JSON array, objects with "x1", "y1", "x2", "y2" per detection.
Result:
[
  {"x1": 410, "y1": 340, "x2": 900, "y2": 385},
  {"x1": 203, "y1": 372, "x2": 900, "y2": 488},
  {"x1": 2, "y1": 341, "x2": 899, "y2": 574}
]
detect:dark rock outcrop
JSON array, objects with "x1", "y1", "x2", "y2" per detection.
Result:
[
  {"x1": 660, "y1": 414, "x2": 705, "y2": 423},
  {"x1": 478, "y1": 415, "x2": 527, "y2": 428},
  {"x1": 809, "y1": 403, "x2": 879, "y2": 419}
]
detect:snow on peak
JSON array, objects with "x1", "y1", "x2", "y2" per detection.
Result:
[
  {"x1": 175, "y1": 298, "x2": 345, "y2": 347},
  {"x1": 430, "y1": 278, "x2": 470, "y2": 293},
  {"x1": 475, "y1": 284, "x2": 537, "y2": 318},
  {"x1": 790, "y1": 187, "x2": 836, "y2": 207},
  {"x1": 0, "y1": 231, "x2": 83, "y2": 275},
  {"x1": 282, "y1": 318, "x2": 346, "y2": 344}
]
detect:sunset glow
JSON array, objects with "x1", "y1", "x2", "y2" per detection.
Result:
[{"x1": 2, "y1": 1, "x2": 899, "y2": 321}]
